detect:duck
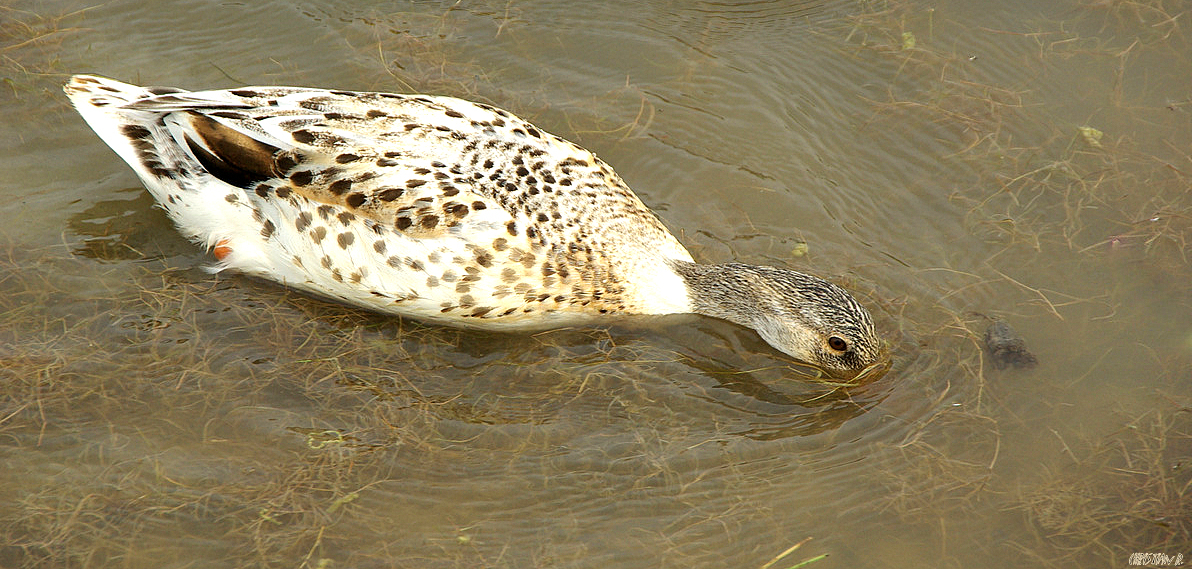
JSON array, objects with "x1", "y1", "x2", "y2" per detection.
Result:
[{"x1": 65, "y1": 74, "x2": 884, "y2": 377}]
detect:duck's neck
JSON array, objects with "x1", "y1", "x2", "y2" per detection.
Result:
[{"x1": 669, "y1": 260, "x2": 765, "y2": 328}]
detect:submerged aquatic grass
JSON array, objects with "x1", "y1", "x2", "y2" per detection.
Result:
[{"x1": 0, "y1": 4, "x2": 90, "y2": 102}]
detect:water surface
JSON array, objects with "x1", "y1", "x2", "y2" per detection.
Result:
[{"x1": 2, "y1": 0, "x2": 1190, "y2": 567}]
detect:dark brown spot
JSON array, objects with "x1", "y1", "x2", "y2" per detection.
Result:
[
  {"x1": 472, "y1": 201, "x2": 487, "y2": 210},
  {"x1": 261, "y1": 219, "x2": 275, "y2": 239},
  {"x1": 121, "y1": 124, "x2": 152, "y2": 140},
  {"x1": 225, "y1": 193, "x2": 239, "y2": 203},
  {"x1": 376, "y1": 158, "x2": 399, "y2": 167},
  {"x1": 295, "y1": 211, "x2": 313, "y2": 231},
  {"x1": 337, "y1": 211, "x2": 356, "y2": 225},
  {"x1": 290, "y1": 170, "x2": 313, "y2": 186},
  {"x1": 406, "y1": 179, "x2": 427, "y2": 188},
  {"x1": 366, "y1": 109, "x2": 388, "y2": 118},
  {"x1": 336, "y1": 153, "x2": 361, "y2": 164},
  {"x1": 421, "y1": 215, "x2": 439, "y2": 229},
  {"x1": 317, "y1": 204, "x2": 334, "y2": 220},
  {"x1": 346, "y1": 193, "x2": 366, "y2": 208},
  {"x1": 292, "y1": 130, "x2": 316, "y2": 144},
  {"x1": 506, "y1": 221, "x2": 518, "y2": 236},
  {"x1": 311, "y1": 226, "x2": 327, "y2": 243},
  {"x1": 475, "y1": 251, "x2": 493, "y2": 267},
  {"x1": 395, "y1": 217, "x2": 412, "y2": 230},
  {"x1": 337, "y1": 232, "x2": 354, "y2": 249},
  {"x1": 377, "y1": 188, "x2": 404, "y2": 201},
  {"x1": 493, "y1": 238, "x2": 509, "y2": 251},
  {"x1": 373, "y1": 240, "x2": 387, "y2": 254},
  {"x1": 276, "y1": 186, "x2": 293, "y2": 199},
  {"x1": 276, "y1": 154, "x2": 299, "y2": 172},
  {"x1": 328, "y1": 179, "x2": 352, "y2": 195}
]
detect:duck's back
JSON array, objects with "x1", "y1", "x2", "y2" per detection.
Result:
[{"x1": 65, "y1": 75, "x2": 694, "y2": 328}]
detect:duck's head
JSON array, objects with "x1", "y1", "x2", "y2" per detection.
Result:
[
  {"x1": 746, "y1": 266, "x2": 885, "y2": 378},
  {"x1": 677, "y1": 262, "x2": 886, "y2": 379}
]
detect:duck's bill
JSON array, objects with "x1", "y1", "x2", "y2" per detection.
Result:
[{"x1": 786, "y1": 356, "x2": 892, "y2": 386}]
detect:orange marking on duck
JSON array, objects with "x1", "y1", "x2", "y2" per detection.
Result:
[{"x1": 213, "y1": 239, "x2": 233, "y2": 261}]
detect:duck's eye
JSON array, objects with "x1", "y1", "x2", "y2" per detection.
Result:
[{"x1": 827, "y1": 336, "x2": 848, "y2": 352}]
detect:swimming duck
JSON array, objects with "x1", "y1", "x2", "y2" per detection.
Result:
[{"x1": 65, "y1": 74, "x2": 883, "y2": 377}]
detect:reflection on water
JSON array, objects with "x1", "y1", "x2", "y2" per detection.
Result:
[
  {"x1": 1, "y1": 0, "x2": 1190, "y2": 567},
  {"x1": 67, "y1": 187, "x2": 191, "y2": 261}
]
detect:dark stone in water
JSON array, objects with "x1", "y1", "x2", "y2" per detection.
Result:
[{"x1": 984, "y1": 320, "x2": 1038, "y2": 370}]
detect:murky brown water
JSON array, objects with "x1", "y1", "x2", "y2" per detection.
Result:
[{"x1": 2, "y1": 0, "x2": 1190, "y2": 567}]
